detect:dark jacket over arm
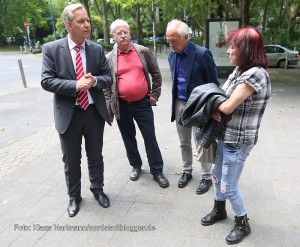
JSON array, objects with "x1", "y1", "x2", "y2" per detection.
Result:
[{"x1": 181, "y1": 83, "x2": 230, "y2": 148}]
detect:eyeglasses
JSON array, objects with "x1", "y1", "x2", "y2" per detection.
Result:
[
  {"x1": 114, "y1": 31, "x2": 129, "y2": 36},
  {"x1": 166, "y1": 39, "x2": 178, "y2": 44}
]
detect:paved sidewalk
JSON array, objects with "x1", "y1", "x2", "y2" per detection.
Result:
[{"x1": 0, "y1": 56, "x2": 299, "y2": 246}]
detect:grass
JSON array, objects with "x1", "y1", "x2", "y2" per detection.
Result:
[{"x1": 0, "y1": 45, "x2": 22, "y2": 52}]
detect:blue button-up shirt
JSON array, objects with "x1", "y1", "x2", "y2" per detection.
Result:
[{"x1": 176, "y1": 41, "x2": 190, "y2": 101}]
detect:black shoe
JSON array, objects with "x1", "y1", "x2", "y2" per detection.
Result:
[
  {"x1": 178, "y1": 173, "x2": 192, "y2": 188},
  {"x1": 196, "y1": 179, "x2": 212, "y2": 194},
  {"x1": 94, "y1": 192, "x2": 110, "y2": 208},
  {"x1": 129, "y1": 167, "x2": 141, "y2": 181},
  {"x1": 67, "y1": 196, "x2": 82, "y2": 217},
  {"x1": 226, "y1": 215, "x2": 251, "y2": 245},
  {"x1": 201, "y1": 200, "x2": 227, "y2": 226},
  {"x1": 153, "y1": 174, "x2": 169, "y2": 188}
]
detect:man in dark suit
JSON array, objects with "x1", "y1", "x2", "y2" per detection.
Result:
[
  {"x1": 166, "y1": 19, "x2": 219, "y2": 194},
  {"x1": 41, "y1": 3, "x2": 112, "y2": 217}
]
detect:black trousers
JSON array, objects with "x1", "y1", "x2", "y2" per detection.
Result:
[
  {"x1": 117, "y1": 97, "x2": 164, "y2": 176},
  {"x1": 59, "y1": 104, "x2": 105, "y2": 198}
]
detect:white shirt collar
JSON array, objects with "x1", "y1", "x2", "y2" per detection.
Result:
[{"x1": 67, "y1": 35, "x2": 86, "y2": 50}]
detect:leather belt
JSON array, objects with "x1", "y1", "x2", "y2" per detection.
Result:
[{"x1": 121, "y1": 96, "x2": 147, "y2": 104}]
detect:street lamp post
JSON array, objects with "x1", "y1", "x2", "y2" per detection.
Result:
[
  {"x1": 49, "y1": 0, "x2": 56, "y2": 40},
  {"x1": 152, "y1": 0, "x2": 157, "y2": 57}
]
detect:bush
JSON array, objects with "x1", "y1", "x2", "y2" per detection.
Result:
[
  {"x1": 143, "y1": 39, "x2": 153, "y2": 47},
  {"x1": 43, "y1": 34, "x2": 58, "y2": 44},
  {"x1": 261, "y1": 28, "x2": 300, "y2": 50},
  {"x1": 191, "y1": 36, "x2": 205, "y2": 47},
  {"x1": 96, "y1": 40, "x2": 113, "y2": 50}
]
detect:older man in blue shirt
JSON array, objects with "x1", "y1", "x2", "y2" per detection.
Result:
[{"x1": 166, "y1": 19, "x2": 219, "y2": 194}]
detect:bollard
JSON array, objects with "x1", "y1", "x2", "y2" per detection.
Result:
[
  {"x1": 285, "y1": 53, "x2": 288, "y2": 70},
  {"x1": 18, "y1": 59, "x2": 27, "y2": 88}
]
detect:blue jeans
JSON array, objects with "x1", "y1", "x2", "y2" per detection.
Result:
[{"x1": 213, "y1": 140, "x2": 254, "y2": 216}]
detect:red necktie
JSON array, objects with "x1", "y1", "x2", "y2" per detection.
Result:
[{"x1": 75, "y1": 45, "x2": 89, "y2": 110}]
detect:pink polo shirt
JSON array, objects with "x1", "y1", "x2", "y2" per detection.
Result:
[{"x1": 117, "y1": 45, "x2": 148, "y2": 102}]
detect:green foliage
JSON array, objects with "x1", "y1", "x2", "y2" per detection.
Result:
[
  {"x1": 43, "y1": 34, "x2": 57, "y2": 44},
  {"x1": 191, "y1": 36, "x2": 205, "y2": 47},
  {"x1": 0, "y1": 0, "x2": 299, "y2": 49},
  {"x1": 55, "y1": 16, "x2": 67, "y2": 39},
  {"x1": 1, "y1": 0, "x2": 50, "y2": 36},
  {"x1": 95, "y1": 40, "x2": 113, "y2": 50},
  {"x1": 0, "y1": 44, "x2": 21, "y2": 51},
  {"x1": 262, "y1": 28, "x2": 300, "y2": 49},
  {"x1": 143, "y1": 39, "x2": 153, "y2": 47},
  {"x1": 155, "y1": 22, "x2": 167, "y2": 36},
  {"x1": 91, "y1": 15, "x2": 103, "y2": 38}
]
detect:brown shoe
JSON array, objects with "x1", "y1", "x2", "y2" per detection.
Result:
[
  {"x1": 129, "y1": 167, "x2": 141, "y2": 181},
  {"x1": 153, "y1": 174, "x2": 169, "y2": 188}
]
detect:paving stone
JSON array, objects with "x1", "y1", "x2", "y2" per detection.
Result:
[{"x1": 0, "y1": 55, "x2": 299, "y2": 246}]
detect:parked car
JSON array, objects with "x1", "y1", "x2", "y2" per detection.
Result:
[
  {"x1": 144, "y1": 36, "x2": 166, "y2": 43},
  {"x1": 264, "y1": 45, "x2": 299, "y2": 68}
]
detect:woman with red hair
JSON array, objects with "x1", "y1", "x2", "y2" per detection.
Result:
[{"x1": 201, "y1": 27, "x2": 271, "y2": 245}]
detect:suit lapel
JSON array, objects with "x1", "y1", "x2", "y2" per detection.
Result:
[
  {"x1": 185, "y1": 43, "x2": 196, "y2": 84},
  {"x1": 85, "y1": 40, "x2": 92, "y2": 73},
  {"x1": 169, "y1": 52, "x2": 176, "y2": 82},
  {"x1": 61, "y1": 37, "x2": 76, "y2": 78}
]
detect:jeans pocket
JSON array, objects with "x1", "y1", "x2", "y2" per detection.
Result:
[{"x1": 224, "y1": 143, "x2": 240, "y2": 150}]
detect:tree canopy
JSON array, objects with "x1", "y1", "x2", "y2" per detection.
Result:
[{"x1": 1, "y1": 0, "x2": 299, "y2": 49}]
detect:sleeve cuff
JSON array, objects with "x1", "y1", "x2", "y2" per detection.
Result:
[{"x1": 92, "y1": 76, "x2": 97, "y2": 87}]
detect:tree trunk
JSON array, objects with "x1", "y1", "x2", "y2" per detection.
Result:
[
  {"x1": 0, "y1": 0, "x2": 7, "y2": 45},
  {"x1": 278, "y1": 0, "x2": 285, "y2": 28},
  {"x1": 283, "y1": 1, "x2": 300, "y2": 40},
  {"x1": 262, "y1": 0, "x2": 270, "y2": 33},
  {"x1": 243, "y1": 0, "x2": 251, "y2": 26},
  {"x1": 80, "y1": 0, "x2": 92, "y2": 31},
  {"x1": 218, "y1": 0, "x2": 241, "y2": 18},
  {"x1": 101, "y1": 0, "x2": 110, "y2": 44}
]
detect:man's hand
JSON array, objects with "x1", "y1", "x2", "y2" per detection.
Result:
[
  {"x1": 149, "y1": 95, "x2": 157, "y2": 106},
  {"x1": 76, "y1": 73, "x2": 95, "y2": 92},
  {"x1": 109, "y1": 115, "x2": 114, "y2": 124}
]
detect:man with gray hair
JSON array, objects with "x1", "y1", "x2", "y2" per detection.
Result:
[
  {"x1": 166, "y1": 19, "x2": 219, "y2": 194},
  {"x1": 104, "y1": 19, "x2": 169, "y2": 188},
  {"x1": 41, "y1": 3, "x2": 112, "y2": 217}
]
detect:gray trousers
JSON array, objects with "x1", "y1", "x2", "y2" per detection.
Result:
[{"x1": 175, "y1": 99, "x2": 212, "y2": 180}]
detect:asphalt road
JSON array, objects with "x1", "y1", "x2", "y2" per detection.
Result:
[{"x1": 0, "y1": 53, "x2": 42, "y2": 91}]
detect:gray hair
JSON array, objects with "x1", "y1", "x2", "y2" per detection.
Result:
[
  {"x1": 166, "y1": 19, "x2": 190, "y2": 39},
  {"x1": 62, "y1": 3, "x2": 86, "y2": 25},
  {"x1": 110, "y1": 19, "x2": 130, "y2": 34}
]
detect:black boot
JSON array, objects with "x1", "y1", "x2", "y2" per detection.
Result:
[
  {"x1": 201, "y1": 200, "x2": 227, "y2": 226},
  {"x1": 226, "y1": 214, "x2": 251, "y2": 245}
]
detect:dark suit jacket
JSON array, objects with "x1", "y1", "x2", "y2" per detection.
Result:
[
  {"x1": 41, "y1": 37, "x2": 112, "y2": 134},
  {"x1": 168, "y1": 41, "x2": 219, "y2": 122}
]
